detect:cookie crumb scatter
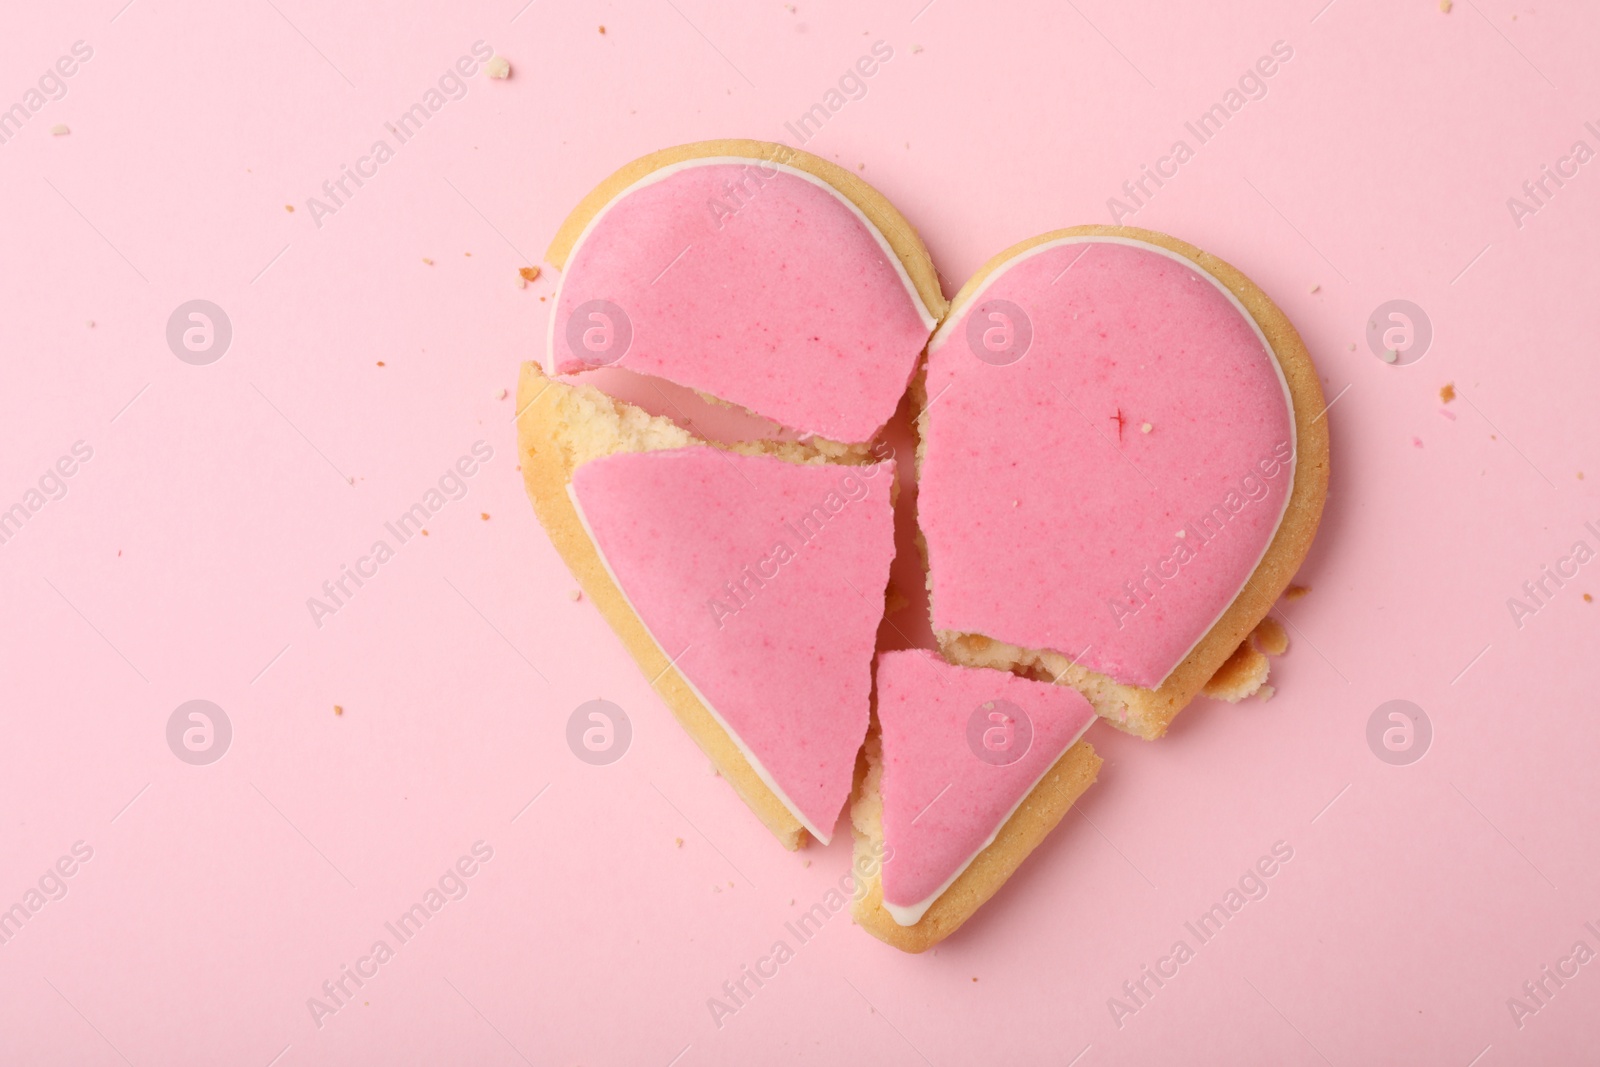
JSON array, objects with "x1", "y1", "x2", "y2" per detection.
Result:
[
  {"x1": 485, "y1": 55, "x2": 511, "y2": 79},
  {"x1": 50, "y1": 123, "x2": 69, "y2": 136},
  {"x1": 1440, "y1": 383, "x2": 1456, "y2": 403},
  {"x1": 1286, "y1": 584, "x2": 1310, "y2": 600}
]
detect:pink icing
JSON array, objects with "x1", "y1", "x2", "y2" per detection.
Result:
[
  {"x1": 570, "y1": 447, "x2": 897, "y2": 841},
  {"x1": 920, "y1": 239, "x2": 1295, "y2": 689},
  {"x1": 551, "y1": 160, "x2": 935, "y2": 442},
  {"x1": 875, "y1": 650, "x2": 1096, "y2": 914}
]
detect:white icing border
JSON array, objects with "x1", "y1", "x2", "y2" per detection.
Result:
[
  {"x1": 884, "y1": 709, "x2": 1098, "y2": 927},
  {"x1": 566, "y1": 478, "x2": 835, "y2": 845},
  {"x1": 924, "y1": 235, "x2": 1298, "y2": 691},
  {"x1": 546, "y1": 154, "x2": 941, "y2": 376}
]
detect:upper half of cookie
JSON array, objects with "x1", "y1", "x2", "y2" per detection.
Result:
[{"x1": 546, "y1": 139, "x2": 947, "y2": 444}]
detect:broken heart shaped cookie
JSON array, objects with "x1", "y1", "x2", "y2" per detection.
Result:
[{"x1": 517, "y1": 140, "x2": 1329, "y2": 948}]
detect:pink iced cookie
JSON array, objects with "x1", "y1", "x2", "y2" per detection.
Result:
[
  {"x1": 920, "y1": 237, "x2": 1296, "y2": 690},
  {"x1": 875, "y1": 650, "x2": 1097, "y2": 925},
  {"x1": 549, "y1": 158, "x2": 938, "y2": 442},
  {"x1": 570, "y1": 446, "x2": 897, "y2": 842}
]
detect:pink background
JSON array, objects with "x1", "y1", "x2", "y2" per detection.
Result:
[{"x1": 2, "y1": 0, "x2": 1597, "y2": 1064}]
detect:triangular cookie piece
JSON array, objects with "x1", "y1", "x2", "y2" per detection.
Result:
[
  {"x1": 569, "y1": 436, "x2": 896, "y2": 845},
  {"x1": 852, "y1": 650, "x2": 1100, "y2": 952}
]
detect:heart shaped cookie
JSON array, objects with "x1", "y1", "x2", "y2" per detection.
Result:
[{"x1": 518, "y1": 138, "x2": 1329, "y2": 950}]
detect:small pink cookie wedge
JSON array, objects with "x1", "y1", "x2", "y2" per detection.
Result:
[
  {"x1": 920, "y1": 226, "x2": 1329, "y2": 740},
  {"x1": 851, "y1": 650, "x2": 1100, "y2": 952},
  {"x1": 571, "y1": 444, "x2": 897, "y2": 845},
  {"x1": 547, "y1": 140, "x2": 944, "y2": 444}
]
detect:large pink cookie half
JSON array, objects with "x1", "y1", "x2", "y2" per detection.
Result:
[
  {"x1": 570, "y1": 447, "x2": 897, "y2": 842},
  {"x1": 875, "y1": 650, "x2": 1096, "y2": 924},
  {"x1": 550, "y1": 160, "x2": 937, "y2": 442},
  {"x1": 920, "y1": 238, "x2": 1296, "y2": 690}
]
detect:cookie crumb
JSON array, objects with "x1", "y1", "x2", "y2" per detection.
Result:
[
  {"x1": 1579, "y1": 472, "x2": 1586, "y2": 480},
  {"x1": 803, "y1": 860, "x2": 811, "y2": 868},
  {"x1": 1348, "y1": 343, "x2": 1356, "y2": 351},
  {"x1": 1439, "y1": 0, "x2": 1452, "y2": 11},
  {"x1": 1252, "y1": 617, "x2": 1289, "y2": 656},
  {"x1": 1286, "y1": 584, "x2": 1310, "y2": 600},
  {"x1": 1176, "y1": 529, "x2": 1186, "y2": 538},
  {"x1": 480, "y1": 512, "x2": 490, "y2": 521},
  {"x1": 376, "y1": 360, "x2": 386, "y2": 366},
  {"x1": 485, "y1": 55, "x2": 511, "y2": 79},
  {"x1": 86, "y1": 320, "x2": 95, "y2": 328},
  {"x1": 50, "y1": 123, "x2": 69, "y2": 136},
  {"x1": 1257, "y1": 685, "x2": 1276, "y2": 702},
  {"x1": 1440, "y1": 383, "x2": 1455, "y2": 403},
  {"x1": 422, "y1": 257, "x2": 434, "y2": 266},
  {"x1": 675, "y1": 837, "x2": 684, "y2": 847},
  {"x1": 911, "y1": 43, "x2": 924, "y2": 53},
  {"x1": 497, "y1": 387, "x2": 508, "y2": 400},
  {"x1": 1309, "y1": 284, "x2": 1320, "y2": 294},
  {"x1": 334, "y1": 705, "x2": 344, "y2": 715},
  {"x1": 568, "y1": 589, "x2": 582, "y2": 602},
  {"x1": 285, "y1": 204, "x2": 294, "y2": 212},
  {"x1": 1140, "y1": 422, "x2": 1153, "y2": 434},
  {"x1": 1382, "y1": 348, "x2": 1399, "y2": 364},
  {"x1": 598, "y1": 24, "x2": 606, "y2": 33},
  {"x1": 421, "y1": 529, "x2": 429, "y2": 536},
  {"x1": 1584, "y1": 593, "x2": 1593, "y2": 603},
  {"x1": 519, "y1": 265, "x2": 541, "y2": 283}
]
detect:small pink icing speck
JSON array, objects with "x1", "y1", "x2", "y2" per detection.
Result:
[
  {"x1": 875, "y1": 650, "x2": 1096, "y2": 915},
  {"x1": 552, "y1": 161, "x2": 934, "y2": 442},
  {"x1": 570, "y1": 447, "x2": 897, "y2": 841},
  {"x1": 920, "y1": 239, "x2": 1295, "y2": 689}
]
